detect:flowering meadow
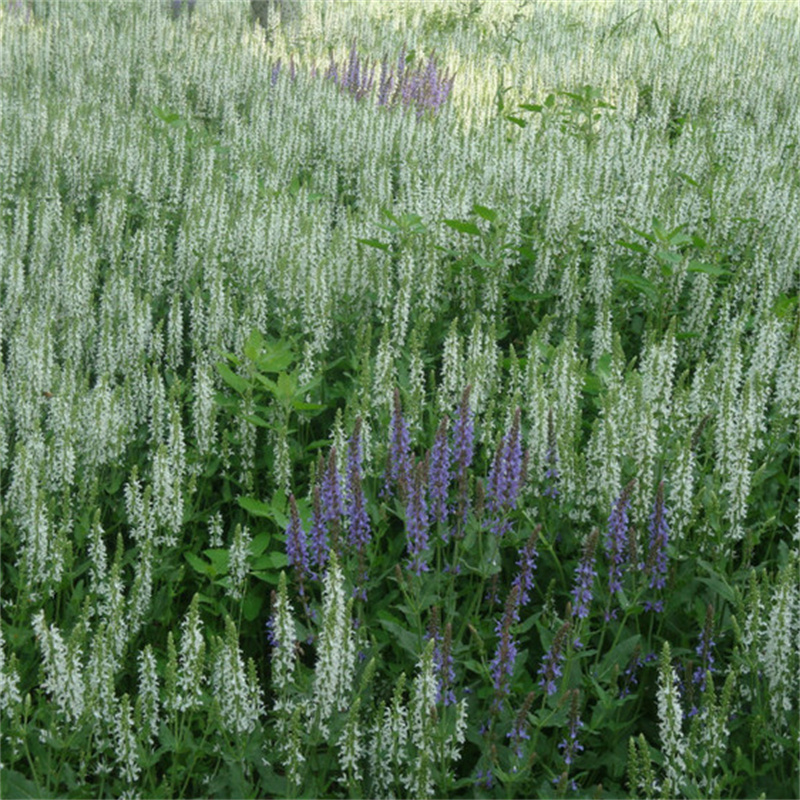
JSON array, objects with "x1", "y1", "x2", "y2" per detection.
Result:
[{"x1": 1, "y1": 0, "x2": 799, "y2": 797}]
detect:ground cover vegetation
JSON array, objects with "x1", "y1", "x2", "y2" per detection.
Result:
[{"x1": 1, "y1": 0, "x2": 799, "y2": 797}]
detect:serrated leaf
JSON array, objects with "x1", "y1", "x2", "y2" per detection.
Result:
[
  {"x1": 184, "y1": 551, "x2": 212, "y2": 576},
  {"x1": 688, "y1": 260, "x2": 729, "y2": 276},
  {"x1": 444, "y1": 219, "x2": 482, "y2": 236},
  {"x1": 216, "y1": 362, "x2": 249, "y2": 394},
  {"x1": 244, "y1": 413, "x2": 272, "y2": 428},
  {"x1": 238, "y1": 496, "x2": 277, "y2": 519},
  {"x1": 357, "y1": 237, "x2": 390, "y2": 252},
  {"x1": 243, "y1": 589, "x2": 264, "y2": 621},
  {"x1": 0, "y1": 769, "x2": 49, "y2": 799},
  {"x1": 250, "y1": 532, "x2": 271, "y2": 556},
  {"x1": 472, "y1": 204, "x2": 498, "y2": 222},
  {"x1": 243, "y1": 329, "x2": 264, "y2": 362},
  {"x1": 618, "y1": 272, "x2": 659, "y2": 303}
]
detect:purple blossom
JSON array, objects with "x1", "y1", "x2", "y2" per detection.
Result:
[
  {"x1": 490, "y1": 586, "x2": 520, "y2": 713},
  {"x1": 511, "y1": 526, "x2": 540, "y2": 609},
  {"x1": 377, "y1": 56, "x2": 393, "y2": 106},
  {"x1": 644, "y1": 481, "x2": 669, "y2": 591},
  {"x1": 507, "y1": 691, "x2": 535, "y2": 759},
  {"x1": 475, "y1": 769, "x2": 494, "y2": 790},
  {"x1": 606, "y1": 479, "x2": 635, "y2": 594},
  {"x1": 346, "y1": 419, "x2": 371, "y2": 586},
  {"x1": 486, "y1": 408, "x2": 525, "y2": 536},
  {"x1": 308, "y1": 484, "x2": 329, "y2": 574},
  {"x1": 453, "y1": 386, "x2": 474, "y2": 531},
  {"x1": 405, "y1": 460, "x2": 431, "y2": 575},
  {"x1": 427, "y1": 612, "x2": 456, "y2": 707},
  {"x1": 428, "y1": 416, "x2": 451, "y2": 528},
  {"x1": 543, "y1": 408, "x2": 560, "y2": 498},
  {"x1": 537, "y1": 618, "x2": 571, "y2": 696},
  {"x1": 286, "y1": 494, "x2": 310, "y2": 591},
  {"x1": 321, "y1": 448, "x2": 343, "y2": 550},
  {"x1": 692, "y1": 604, "x2": 716, "y2": 691},
  {"x1": 266, "y1": 590, "x2": 279, "y2": 647},
  {"x1": 558, "y1": 690, "x2": 584, "y2": 766},
  {"x1": 270, "y1": 58, "x2": 282, "y2": 87},
  {"x1": 619, "y1": 644, "x2": 644, "y2": 699},
  {"x1": 570, "y1": 529, "x2": 599, "y2": 622},
  {"x1": 383, "y1": 388, "x2": 412, "y2": 500}
]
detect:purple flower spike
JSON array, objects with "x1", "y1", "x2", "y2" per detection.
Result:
[
  {"x1": 286, "y1": 494, "x2": 310, "y2": 591},
  {"x1": 428, "y1": 416, "x2": 452, "y2": 529},
  {"x1": 453, "y1": 386, "x2": 474, "y2": 532},
  {"x1": 645, "y1": 481, "x2": 669, "y2": 591},
  {"x1": 405, "y1": 460, "x2": 431, "y2": 575},
  {"x1": 486, "y1": 408, "x2": 524, "y2": 536},
  {"x1": 507, "y1": 691, "x2": 535, "y2": 759},
  {"x1": 346, "y1": 419, "x2": 371, "y2": 554},
  {"x1": 692, "y1": 603, "x2": 716, "y2": 691},
  {"x1": 321, "y1": 447, "x2": 343, "y2": 550},
  {"x1": 490, "y1": 586, "x2": 521, "y2": 713},
  {"x1": 384, "y1": 388, "x2": 412, "y2": 501},
  {"x1": 606, "y1": 479, "x2": 635, "y2": 594},
  {"x1": 558, "y1": 690, "x2": 585, "y2": 767},
  {"x1": 537, "y1": 618, "x2": 571, "y2": 696},
  {"x1": 512, "y1": 526, "x2": 540, "y2": 609},
  {"x1": 309, "y1": 484, "x2": 329, "y2": 575},
  {"x1": 543, "y1": 408, "x2": 560, "y2": 498},
  {"x1": 570, "y1": 528, "x2": 599, "y2": 622},
  {"x1": 270, "y1": 59, "x2": 282, "y2": 87}
]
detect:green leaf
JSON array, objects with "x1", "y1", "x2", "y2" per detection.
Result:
[
  {"x1": 505, "y1": 115, "x2": 528, "y2": 127},
  {"x1": 0, "y1": 769, "x2": 49, "y2": 799},
  {"x1": 216, "y1": 362, "x2": 249, "y2": 394},
  {"x1": 618, "y1": 272, "x2": 659, "y2": 303},
  {"x1": 238, "y1": 496, "x2": 277, "y2": 519},
  {"x1": 377, "y1": 612, "x2": 420, "y2": 657},
  {"x1": 472, "y1": 204, "x2": 498, "y2": 222},
  {"x1": 244, "y1": 413, "x2": 272, "y2": 428},
  {"x1": 598, "y1": 634, "x2": 642, "y2": 682},
  {"x1": 185, "y1": 551, "x2": 213, "y2": 576},
  {"x1": 443, "y1": 219, "x2": 482, "y2": 236},
  {"x1": 255, "y1": 341, "x2": 295, "y2": 373},
  {"x1": 687, "y1": 260, "x2": 729, "y2": 277},
  {"x1": 617, "y1": 238, "x2": 649, "y2": 255},
  {"x1": 697, "y1": 560, "x2": 736, "y2": 604},
  {"x1": 243, "y1": 329, "x2": 264, "y2": 363},
  {"x1": 205, "y1": 549, "x2": 230, "y2": 574},
  {"x1": 250, "y1": 532, "x2": 271, "y2": 556},
  {"x1": 357, "y1": 237, "x2": 391, "y2": 252},
  {"x1": 243, "y1": 589, "x2": 264, "y2": 621}
]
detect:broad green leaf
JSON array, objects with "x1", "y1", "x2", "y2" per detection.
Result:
[
  {"x1": 618, "y1": 272, "x2": 659, "y2": 303},
  {"x1": 250, "y1": 532, "x2": 271, "y2": 556},
  {"x1": 443, "y1": 219, "x2": 482, "y2": 236},
  {"x1": 472, "y1": 204, "x2": 498, "y2": 222},
  {"x1": 377, "y1": 612, "x2": 420, "y2": 657},
  {"x1": 244, "y1": 413, "x2": 272, "y2": 428},
  {"x1": 243, "y1": 329, "x2": 264, "y2": 362},
  {"x1": 0, "y1": 769, "x2": 48, "y2": 799},
  {"x1": 185, "y1": 551, "x2": 212, "y2": 576},
  {"x1": 238, "y1": 496, "x2": 277, "y2": 519},
  {"x1": 205, "y1": 549, "x2": 230, "y2": 574},
  {"x1": 688, "y1": 260, "x2": 729, "y2": 276},
  {"x1": 216, "y1": 362, "x2": 249, "y2": 394},
  {"x1": 357, "y1": 237, "x2": 390, "y2": 252}
]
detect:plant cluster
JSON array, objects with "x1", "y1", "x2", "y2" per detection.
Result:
[{"x1": 0, "y1": 1, "x2": 798, "y2": 798}]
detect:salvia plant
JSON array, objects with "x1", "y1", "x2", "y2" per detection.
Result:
[{"x1": 1, "y1": 0, "x2": 798, "y2": 798}]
